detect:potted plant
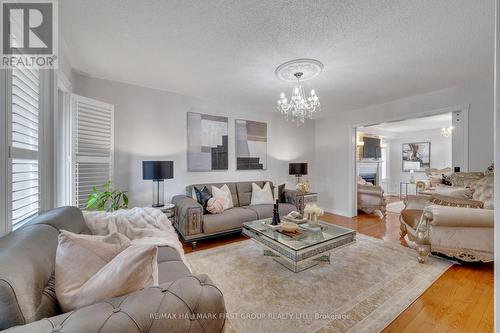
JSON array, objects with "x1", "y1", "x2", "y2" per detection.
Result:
[{"x1": 86, "y1": 180, "x2": 129, "y2": 212}]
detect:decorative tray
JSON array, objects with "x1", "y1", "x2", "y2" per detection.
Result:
[
  {"x1": 276, "y1": 229, "x2": 304, "y2": 238},
  {"x1": 262, "y1": 221, "x2": 281, "y2": 230},
  {"x1": 282, "y1": 216, "x2": 308, "y2": 224}
]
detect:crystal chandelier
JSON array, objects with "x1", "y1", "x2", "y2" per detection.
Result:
[
  {"x1": 277, "y1": 72, "x2": 320, "y2": 125},
  {"x1": 440, "y1": 126, "x2": 453, "y2": 138}
]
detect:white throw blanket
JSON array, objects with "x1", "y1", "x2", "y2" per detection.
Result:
[{"x1": 83, "y1": 207, "x2": 190, "y2": 270}]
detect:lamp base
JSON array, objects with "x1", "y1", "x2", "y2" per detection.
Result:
[
  {"x1": 152, "y1": 203, "x2": 165, "y2": 208},
  {"x1": 152, "y1": 180, "x2": 164, "y2": 207}
]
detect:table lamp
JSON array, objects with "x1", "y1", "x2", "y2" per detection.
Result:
[
  {"x1": 289, "y1": 163, "x2": 308, "y2": 184},
  {"x1": 142, "y1": 161, "x2": 174, "y2": 207}
]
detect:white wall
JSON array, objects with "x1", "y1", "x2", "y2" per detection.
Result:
[
  {"x1": 73, "y1": 74, "x2": 315, "y2": 207},
  {"x1": 386, "y1": 129, "x2": 452, "y2": 194},
  {"x1": 315, "y1": 77, "x2": 494, "y2": 216}
]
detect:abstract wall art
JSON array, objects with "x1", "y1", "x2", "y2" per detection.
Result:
[
  {"x1": 235, "y1": 119, "x2": 267, "y2": 170},
  {"x1": 187, "y1": 112, "x2": 228, "y2": 171},
  {"x1": 402, "y1": 142, "x2": 431, "y2": 172}
]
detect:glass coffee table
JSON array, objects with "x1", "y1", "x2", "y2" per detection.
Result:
[{"x1": 242, "y1": 219, "x2": 356, "y2": 273}]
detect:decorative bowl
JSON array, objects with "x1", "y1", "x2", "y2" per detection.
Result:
[{"x1": 281, "y1": 221, "x2": 299, "y2": 232}]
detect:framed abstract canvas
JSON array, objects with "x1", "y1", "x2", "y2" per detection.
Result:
[
  {"x1": 235, "y1": 119, "x2": 267, "y2": 170},
  {"x1": 402, "y1": 142, "x2": 430, "y2": 172},
  {"x1": 187, "y1": 112, "x2": 228, "y2": 171}
]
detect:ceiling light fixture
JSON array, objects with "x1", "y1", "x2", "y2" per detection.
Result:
[
  {"x1": 275, "y1": 59, "x2": 323, "y2": 126},
  {"x1": 440, "y1": 126, "x2": 453, "y2": 138}
]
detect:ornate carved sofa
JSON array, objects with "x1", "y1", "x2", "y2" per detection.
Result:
[
  {"x1": 400, "y1": 171, "x2": 494, "y2": 263},
  {"x1": 356, "y1": 176, "x2": 387, "y2": 216},
  {"x1": 415, "y1": 167, "x2": 452, "y2": 194}
]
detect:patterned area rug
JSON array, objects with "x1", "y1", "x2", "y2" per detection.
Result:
[{"x1": 187, "y1": 235, "x2": 452, "y2": 333}]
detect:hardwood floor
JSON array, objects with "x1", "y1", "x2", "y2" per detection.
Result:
[{"x1": 182, "y1": 200, "x2": 494, "y2": 333}]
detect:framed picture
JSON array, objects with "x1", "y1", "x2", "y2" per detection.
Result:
[
  {"x1": 235, "y1": 119, "x2": 267, "y2": 170},
  {"x1": 187, "y1": 112, "x2": 228, "y2": 171},
  {"x1": 402, "y1": 142, "x2": 430, "y2": 172}
]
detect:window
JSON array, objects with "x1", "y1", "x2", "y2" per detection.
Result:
[
  {"x1": 8, "y1": 67, "x2": 41, "y2": 227},
  {"x1": 71, "y1": 95, "x2": 114, "y2": 208}
]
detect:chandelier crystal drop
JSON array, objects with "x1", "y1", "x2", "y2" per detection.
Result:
[
  {"x1": 277, "y1": 72, "x2": 321, "y2": 126},
  {"x1": 440, "y1": 126, "x2": 453, "y2": 138}
]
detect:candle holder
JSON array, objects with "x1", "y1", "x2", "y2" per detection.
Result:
[{"x1": 271, "y1": 200, "x2": 281, "y2": 226}]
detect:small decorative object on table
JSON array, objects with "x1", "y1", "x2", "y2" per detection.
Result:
[
  {"x1": 283, "y1": 211, "x2": 307, "y2": 224},
  {"x1": 409, "y1": 169, "x2": 415, "y2": 184},
  {"x1": 304, "y1": 203, "x2": 324, "y2": 228},
  {"x1": 280, "y1": 221, "x2": 299, "y2": 232},
  {"x1": 160, "y1": 203, "x2": 175, "y2": 219},
  {"x1": 296, "y1": 181, "x2": 310, "y2": 193},
  {"x1": 271, "y1": 200, "x2": 281, "y2": 226}
]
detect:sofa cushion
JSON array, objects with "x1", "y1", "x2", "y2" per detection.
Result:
[
  {"x1": 250, "y1": 182, "x2": 274, "y2": 205},
  {"x1": 449, "y1": 172, "x2": 484, "y2": 187},
  {"x1": 434, "y1": 184, "x2": 474, "y2": 199},
  {"x1": 187, "y1": 183, "x2": 239, "y2": 207},
  {"x1": 245, "y1": 203, "x2": 296, "y2": 220},
  {"x1": 472, "y1": 175, "x2": 494, "y2": 209},
  {"x1": 236, "y1": 181, "x2": 275, "y2": 207},
  {"x1": 203, "y1": 208, "x2": 258, "y2": 234},
  {"x1": 211, "y1": 184, "x2": 234, "y2": 210},
  {"x1": 55, "y1": 231, "x2": 159, "y2": 312}
]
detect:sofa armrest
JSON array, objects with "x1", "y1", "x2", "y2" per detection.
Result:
[
  {"x1": 172, "y1": 196, "x2": 204, "y2": 238},
  {"x1": 282, "y1": 189, "x2": 304, "y2": 212},
  {"x1": 422, "y1": 205, "x2": 494, "y2": 228},
  {"x1": 357, "y1": 184, "x2": 383, "y2": 195},
  {"x1": 5, "y1": 275, "x2": 226, "y2": 333},
  {"x1": 416, "y1": 180, "x2": 431, "y2": 192}
]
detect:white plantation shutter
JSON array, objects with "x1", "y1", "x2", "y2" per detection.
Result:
[
  {"x1": 8, "y1": 67, "x2": 41, "y2": 226},
  {"x1": 71, "y1": 95, "x2": 114, "y2": 208}
]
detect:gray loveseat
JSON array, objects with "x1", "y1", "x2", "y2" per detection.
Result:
[
  {"x1": 172, "y1": 181, "x2": 304, "y2": 247},
  {"x1": 0, "y1": 207, "x2": 226, "y2": 332}
]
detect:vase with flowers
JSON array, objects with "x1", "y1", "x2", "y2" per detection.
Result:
[{"x1": 303, "y1": 204, "x2": 324, "y2": 227}]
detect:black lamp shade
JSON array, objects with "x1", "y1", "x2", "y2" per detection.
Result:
[
  {"x1": 289, "y1": 163, "x2": 308, "y2": 176},
  {"x1": 142, "y1": 161, "x2": 174, "y2": 180}
]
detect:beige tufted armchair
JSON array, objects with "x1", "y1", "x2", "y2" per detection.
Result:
[
  {"x1": 357, "y1": 176, "x2": 387, "y2": 216},
  {"x1": 401, "y1": 174, "x2": 494, "y2": 263}
]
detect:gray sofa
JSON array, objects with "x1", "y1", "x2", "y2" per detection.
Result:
[
  {"x1": 172, "y1": 181, "x2": 304, "y2": 247},
  {"x1": 0, "y1": 207, "x2": 226, "y2": 332}
]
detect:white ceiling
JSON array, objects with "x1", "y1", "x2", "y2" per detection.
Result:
[{"x1": 60, "y1": 0, "x2": 494, "y2": 115}]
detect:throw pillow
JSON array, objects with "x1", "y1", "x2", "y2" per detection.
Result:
[
  {"x1": 55, "y1": 230, "x2": 158, "y2": 312},
  {"x1": 194, "y1": 186, "x2": 212, "y2": 213},
  {"x1": 250, "y1": 182, "x2": 274, "y2": 205},
  {"x1": 434, "y1": 184, "x2": 474, "y2": 199},
  {"x1": 211, "y1": 184, "x2": 234, "y2": 210},
  {"x1": 276, "y1": 184, "x2": 286, "y2": 202},
  {"x1": 207, "y1": 197, "x2": 225, "y2": 214},
  {"x1": 442, "y1": 174, "x2": 452, "y2": 186}
]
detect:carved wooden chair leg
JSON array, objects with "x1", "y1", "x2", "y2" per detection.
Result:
[
  {"x1": 399, "y1": 223, "x2": 407, "y2": 238},
  {"x1": 416, "y1": 214, "x2": 431, "y2": 264}
]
